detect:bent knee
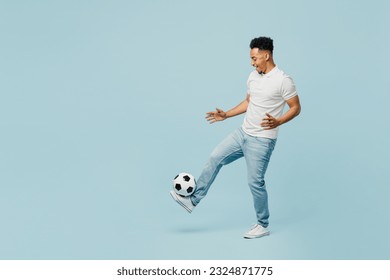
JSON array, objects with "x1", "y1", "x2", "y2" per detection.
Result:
[
  {"x1": 248, "y1": 177, "x2": 265, "y2": 188},
  {"x1": 208, "y1": 152, "x2": 224, "y2": 166}
]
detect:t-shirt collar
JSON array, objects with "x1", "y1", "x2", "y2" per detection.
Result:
[{"x1": 259, "y1": 65, "x2": 278, "y2": 77}]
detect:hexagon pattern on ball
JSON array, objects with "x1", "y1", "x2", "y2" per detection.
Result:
[{"x1": 172, "y1": 172, "x2": 196, "y2": 197}]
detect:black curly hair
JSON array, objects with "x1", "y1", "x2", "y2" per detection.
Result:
[{"x1": 250, "y1": 37, "x2": 274, "y2": 54}]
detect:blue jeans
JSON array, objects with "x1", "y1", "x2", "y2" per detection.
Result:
[{"x1": 191, "y1": 127, "x2": 276, "y2": 228}]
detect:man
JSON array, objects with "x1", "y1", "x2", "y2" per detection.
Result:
[{"x1": 170, "y1": 36, "x2": 301, "y2": 239}]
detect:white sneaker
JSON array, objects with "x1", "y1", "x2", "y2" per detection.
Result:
[
  {"x1": 243, "y1": 224, "x2": 270, "y2": 239},
  {"x1": 170, "y1": 190, "x2": 195, "y2": 213}
]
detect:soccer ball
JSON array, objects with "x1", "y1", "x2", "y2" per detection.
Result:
[{"x1": 173, "y1": 172, "x2": 196, "y2": 197}]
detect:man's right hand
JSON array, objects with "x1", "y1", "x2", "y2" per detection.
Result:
[{"x1": 206, "y1": 108, "x2": 227, "y2": 124}]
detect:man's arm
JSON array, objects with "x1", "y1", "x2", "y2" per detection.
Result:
[
  {"x1": 206, "y1": 94, "x2": 250, "y2": 124},
  {"x1": 261, "y1": 95, "x2": 301, "y2": 130}
]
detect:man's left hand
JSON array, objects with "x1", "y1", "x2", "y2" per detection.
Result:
[{"x1": 260, "y1": 113, "x2": 281, "y2": 130}]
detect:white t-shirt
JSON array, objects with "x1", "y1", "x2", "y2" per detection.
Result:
[{"x1": 242, "y1": 66, "x2": 297, "y2": 139}]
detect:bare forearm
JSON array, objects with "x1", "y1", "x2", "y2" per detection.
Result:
[
  {"x1": 276, "y1": 95, "x2": 301, "y2": 126},
  {"x1": 226, "y1": 99, "x2": 249, "y2": 119},
  {"x1": 261, "y1": 95, "x2": 301, "y2": 130},
  {"x1": 277, "y1": 105, "x2": 301, "y2": 125}
]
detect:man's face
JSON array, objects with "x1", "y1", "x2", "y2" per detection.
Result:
[{"x1": 250, "y1": 48, "x2": 268, "y2": 74}]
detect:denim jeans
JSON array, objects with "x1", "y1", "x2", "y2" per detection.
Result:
[{"x1": 191, "y1": 127, "x2": 276, "y2": 228}]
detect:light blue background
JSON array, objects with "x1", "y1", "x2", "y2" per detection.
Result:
[{"x1": 0, "y1": 0, "x2": 389, "y2": 259}]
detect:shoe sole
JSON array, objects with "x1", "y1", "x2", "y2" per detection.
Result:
[
  {"x1": 170, "y1": 191, "x2": 192, "y2": 213},
  {"x1": 243, "y1": 232, "x2": 270, "y2": 239}
]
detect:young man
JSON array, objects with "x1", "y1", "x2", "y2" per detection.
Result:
[{"x1": 170, "y1": 36, "x2": 301, "y2": 239}]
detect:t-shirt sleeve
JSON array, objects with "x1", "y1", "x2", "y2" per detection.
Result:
[{"x1": 281, "y1": 76, "x2": 297, "y2": 100}]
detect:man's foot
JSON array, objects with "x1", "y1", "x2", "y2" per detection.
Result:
[
  {"x1": 243, "y1": 224, "x2": 270, "y2": 239},
  {"x1": 170, "y1": 190, "x2": 195, "y2": 213}
]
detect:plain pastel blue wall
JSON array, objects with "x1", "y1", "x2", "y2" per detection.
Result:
[{"x1": 0, "y1": 0, "x2": 389, "y2": 259}]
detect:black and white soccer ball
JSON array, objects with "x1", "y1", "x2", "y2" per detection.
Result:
[{"x1": 173, "y1": 172, "x2": 196, "y2": 197}]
